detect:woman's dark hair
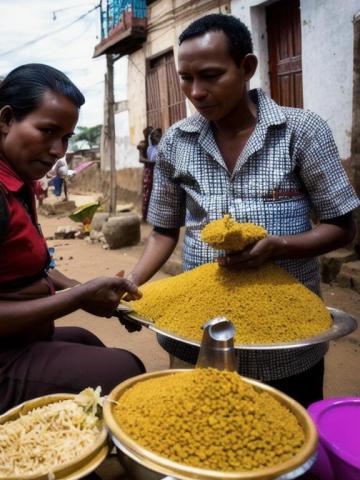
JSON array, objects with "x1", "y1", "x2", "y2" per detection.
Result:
[
  {"x1": 0, "y1": 63, "x2": 85, "y2": 120},
  {"x1": 179, "y1": 14, "x2": 253, "y2": 66}
]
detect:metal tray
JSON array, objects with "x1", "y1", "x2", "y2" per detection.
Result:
[{"x1": 116, "y1": 306, "x2": 357, "y2": 351}]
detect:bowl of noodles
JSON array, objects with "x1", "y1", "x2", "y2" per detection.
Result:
[{"x1": 0, "y1": 388, "x2": 108, "y2": 480}]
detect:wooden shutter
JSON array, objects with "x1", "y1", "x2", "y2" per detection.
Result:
[
  {"x1": 266, "y1": 0, "x2": 303, "y2": 108},
  {"x1": 146, "y1": 51, "x2": 186, "y2": 130}
]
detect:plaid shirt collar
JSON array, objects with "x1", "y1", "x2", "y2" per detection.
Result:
[{"x1": 178, "y1": 89, "x2": 287, "y2": 171}]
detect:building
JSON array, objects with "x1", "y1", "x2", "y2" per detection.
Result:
[{"x1": 94, "y1": 0, "x2": 359, "y2": 207}]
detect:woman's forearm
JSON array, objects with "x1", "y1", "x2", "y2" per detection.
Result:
[
  {"x1": 48, "y1": 268, "x2": 80, "y2": 290},
  {"x1": 129, "y1": 229, "x2": 179, "y2": 286},
  {"x1": 0, "y1": 287, "x2": 85, "y2": 336}
]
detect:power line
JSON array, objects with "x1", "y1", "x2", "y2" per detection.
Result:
[
  {"x1": 52, "y1": 2, "x2": 95, "y2": 20},
  {"x1": 0, "y1": 4, "x2": 100, "y2": 57}
]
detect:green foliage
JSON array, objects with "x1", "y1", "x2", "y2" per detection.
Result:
[{"x1": 70, "y1": 125, "x2": 102, "y2": 149}]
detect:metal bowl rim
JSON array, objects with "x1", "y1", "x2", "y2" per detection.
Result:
[
  {"x1": 104, "y1": 369, "x2": 318, "y2": 480},
  {"x1": 123, "y1": 307, "x2": 357, "y2": 350}
]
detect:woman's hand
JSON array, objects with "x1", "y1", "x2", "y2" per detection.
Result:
[
  {"x1": 217, "y1": 235, "x2": 287, "y2": 269},
  {"x1": 80, "y1": 276, "x2": 142, "y2": 317}
]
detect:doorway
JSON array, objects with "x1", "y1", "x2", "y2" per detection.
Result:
[{"x1": 266, "y1": 0, "x2": 303, "y2": 108}]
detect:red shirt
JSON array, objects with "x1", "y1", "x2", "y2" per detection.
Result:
[{"x1": 0, "y1": 157, "x2": 49, "y2": 292}]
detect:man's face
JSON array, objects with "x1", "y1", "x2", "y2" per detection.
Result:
[
  {"x1": 0, "y1": 90, "x2": 78, "y2": 181},
  {"x1": 178, "y1": 31, "x2": 252, "y2": 122}
]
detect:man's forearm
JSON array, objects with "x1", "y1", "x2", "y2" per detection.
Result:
[
  {"x1": 220, "y1": 216, "x2": 356, "y2": 269},
  {"x1": 129, "y1": 229, "x2": 179, "y2": 285},
  {"x1": 276, "y1": 219, "x2": 355, "y2": 259}
]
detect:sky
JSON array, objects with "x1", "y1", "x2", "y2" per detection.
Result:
[{"x1": 0, "y1": 0, "x2": 126, "y2": 127}]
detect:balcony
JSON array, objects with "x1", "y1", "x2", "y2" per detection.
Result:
[{"x1": 94, "y1": 0, "x2": 147, "y2": 58}]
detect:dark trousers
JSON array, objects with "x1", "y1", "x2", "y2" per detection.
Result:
[
  {"x1": 268, "y1": 359, "x2": 324, "y2": 408},
  {"x1": 0, "y1": 327, "x2": 145, "y2": 414}
]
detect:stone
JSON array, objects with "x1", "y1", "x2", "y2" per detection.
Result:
[
  {"x1": 52, "y1": 200, "x2": 76, "y2": 215},
  {"x1": 102, "y1": 213, "x2": 140, "y2": 249},
  {"x1": 320, "y1": 248, "x2": 358, "y2": 283},
  {"x1": 90, "y1": 229, "x2": 103, "y2": 242},
  {"x1": 92, "y1": 212, "x2": 110, "y2": 232},
  {"x1": 337, "y1": 261, "x2": 360, "y2": 293},
  {"x1": 116, "y1": 203, "x2": 134, "y2": 213},
  {"x1": 38, "y1": 200, "x2": 77, "y2": 217},
  {"x1": 54, "y1": 225, "x2": 79, "y2": 239}
]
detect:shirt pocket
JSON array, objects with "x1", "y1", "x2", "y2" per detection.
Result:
[{"x1": 240, "y1": 196, "x2": 312, "y2": 236}]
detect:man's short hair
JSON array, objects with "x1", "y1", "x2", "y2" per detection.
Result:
[{"x1": 179, "y1": 14, "x2": 253, "y2": 66}]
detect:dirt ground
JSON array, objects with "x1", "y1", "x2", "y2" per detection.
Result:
[{"x1": 39, "y1": 192, "x2": 360, "y2": 479}]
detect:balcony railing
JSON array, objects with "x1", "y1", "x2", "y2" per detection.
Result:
[{"x1": 94, "y1": 0, "x2": 147, "y2": 57}]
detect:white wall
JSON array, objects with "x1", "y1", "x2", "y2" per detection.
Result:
[
  {"x1": 231, "y1": 0, "x2": 271, "y2": 94},
  {"x1": 231, "y1": 0, "x2": 357, "y2": 159},
  {"x1": 115, "y1": 110, "x2": 139, "y2": 168},
  {"x1": 114, "y1": 56, "x2": 139, "y2": 169},
  {"x1": 301, "y1": 0, "x2": 357, "y2": 159}
]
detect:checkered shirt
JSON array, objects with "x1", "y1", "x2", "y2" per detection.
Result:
[{"x1": 147, "y1": 89, "x2": 360, "y2": 381}]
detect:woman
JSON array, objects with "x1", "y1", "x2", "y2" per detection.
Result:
[
  {"x1": 0, "y1": 64, "x2": 145, "y2": 414},
  {"x1": 137, "y1": 125, "x2": 154, "y2": 221},
  {"x1": 146, "y1": 128, "x2": 162, "y2": 163}
]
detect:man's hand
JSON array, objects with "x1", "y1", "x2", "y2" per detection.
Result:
[
  {"x1": 217, "y1": 235, "x2": 287, "y2": 269},
  {"x1": 80, "y1": 276, "x2": 142, "y2": 317}
]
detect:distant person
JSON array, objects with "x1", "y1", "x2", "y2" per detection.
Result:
[
  {"x1": 50, "y1": 157, "x2": 68, "y2": 200},
  {"x1": 137, "y1": 126, "x2": 153, "y2": 163},
  {"x1": 146, "y1": 128, "x2": 162, "y2": 162},
  {"x1": 137, "y1": 125, "x2": 155, "y2": 221},
  {"x1": 0, "y1": 63, "x2": 145, "y2": 414}
]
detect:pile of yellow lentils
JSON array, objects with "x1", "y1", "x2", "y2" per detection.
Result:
[
  {"x1": 113, "y1": 368, "x2": 305, "y2": 472},
  {"x1": 201, "y1": 215, "x2": 267, "y2": 251},
  {"x1": 128, "y1": 262, "x2": 331, "y2": 344}
]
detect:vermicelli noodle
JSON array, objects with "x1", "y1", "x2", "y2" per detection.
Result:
[{"x1": 0, "y1": 388, "x2": 103, "y2": 478}]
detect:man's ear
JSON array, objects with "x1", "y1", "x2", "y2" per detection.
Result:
[
  {"x1": 242, "y1": 54, "x2": 258, "y2": 82},
  {"x1": 0, "y1": 106, "x2": 14, "y2": 134}
]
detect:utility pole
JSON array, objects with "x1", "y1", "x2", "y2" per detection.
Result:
[
  {"x1": 105, "y1": 53, "x2": 117, "y2": 215},
  {"x1": 351, "y1": 12, "x2": 360, "y2": 245}
]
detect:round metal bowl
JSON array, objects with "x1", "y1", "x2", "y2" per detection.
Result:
[
  {"x1": 0, "y1": 393, "x2": 109, "y2": 480},
  {"x1": 120, "y1": 307, "x2": 357, "y2": 350},
  {"x1": 104, "y1": 369, "x2": 318, "y2": 480}
]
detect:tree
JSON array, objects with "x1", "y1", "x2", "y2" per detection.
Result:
[{"x1": 71, "y1": 125, "x2": 102, "y2": 149}]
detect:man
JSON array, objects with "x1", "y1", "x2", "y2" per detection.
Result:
[{"x1": 127, "y1": 14, "x2": 359, "y2": 407}]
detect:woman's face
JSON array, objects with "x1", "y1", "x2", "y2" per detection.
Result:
[{"x1": 0, "y1": 89, "x2": 79, "y2": 181}]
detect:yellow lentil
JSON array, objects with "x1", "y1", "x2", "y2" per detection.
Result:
[
  {"x1": 201, "y1": 215, "x2": 267, "y2": 251},
  {"x1": 113, "y1": 368, "x2": 305, "y2": 472},
  {"x1": 128, "y1": 262, "x2": 331, "y2": 344}
]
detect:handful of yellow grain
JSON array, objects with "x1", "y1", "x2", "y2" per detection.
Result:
[
  {"x1": 128, "y1": 263, "x2": 331, "y2": 344},
  {"x1": 0, "y1": 388, "x2": 103, "y2": 479},
  {"x1": 113, "y1": 368, "x2": 305, "y2": 472},
  {"x1": 201, "y1": 214, "x2": 267, "y2": 251}
]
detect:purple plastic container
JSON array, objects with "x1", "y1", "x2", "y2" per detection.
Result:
[{"x1": 308, "y1": 397, "x2": 360, "y2": 480}]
